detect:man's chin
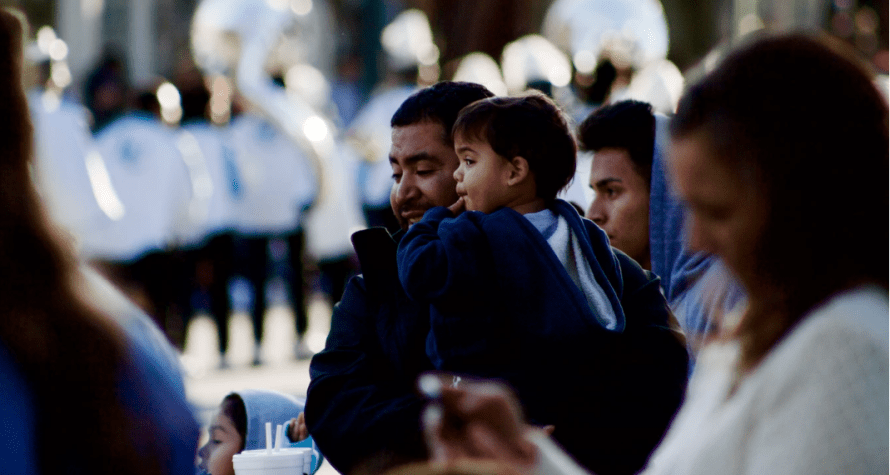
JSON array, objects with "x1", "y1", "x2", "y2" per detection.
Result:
[{"x1": 396, "y1": 211, "x2": 426, "y2": 229}]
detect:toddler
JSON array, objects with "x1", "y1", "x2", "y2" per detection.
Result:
[{"x1": 397, "y1": 91, "x2": 627, "y2": 431}]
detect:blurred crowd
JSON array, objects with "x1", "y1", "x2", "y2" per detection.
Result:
[{"x1": 19, "y1": 0, "x2": 692, "y2": 368}]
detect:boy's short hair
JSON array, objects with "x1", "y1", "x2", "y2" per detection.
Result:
[
  {"x1": 452, "y1": 91, "x2": 577, "y2": 202},
  {"x1": 577, "y1": 100, "x2": 655, "y2": 188},
  {"x1": 391, "y1": 81, "x2": 495, "y2": 145}
]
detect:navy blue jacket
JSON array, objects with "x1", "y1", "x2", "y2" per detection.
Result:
[
  {"x1": 307, "y1": 211, "x2": 688, "y2": 475},
  {"x1": 305, "y1": 228, "x2": 432, "y2": 475},
  {"x1": 398, "y1": 201, "x2": 689, "y2": 475}
]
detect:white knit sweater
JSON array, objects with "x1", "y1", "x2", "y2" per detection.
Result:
[{"x1": 534, "y1": 286, "x2": 889, "y2": 475}]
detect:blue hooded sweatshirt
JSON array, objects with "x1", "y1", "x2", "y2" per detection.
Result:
[{"x1": 234, "y1": 388, "x2": 323, "y2": 474}]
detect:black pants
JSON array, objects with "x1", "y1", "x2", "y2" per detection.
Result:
[
  {"x1": 188, "y1": 233, "x2": 236, "y2": 354},
  {"x1": 239, "y1": 230, "x2": 309, "y2": 345},
  {"x1": 91, "y1": 248, "x2": 192, "y2": 349}
]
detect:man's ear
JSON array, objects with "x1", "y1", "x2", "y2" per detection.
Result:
[{"x1": 506, "y1": 156, "x2": 530, "y2": 186}]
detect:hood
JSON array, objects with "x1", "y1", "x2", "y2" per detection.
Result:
[
  {"x1": 235, "y1": 389, "x2": 306, "y2": 450},
  {"x1": 647, "y1": 113, "x2": 712, "y2": 302}
]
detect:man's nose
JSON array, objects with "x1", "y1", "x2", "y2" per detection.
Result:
[
  {"x1": 395, "y1": 174, "x2": 419, "y2": 203},
  {"x1": 586, "y1": 198, "x2": 606, "y2": 225}
]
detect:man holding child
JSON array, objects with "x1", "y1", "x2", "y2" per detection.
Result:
[{"x1": 305, "y1": 81, "x2": 688, "y2": 475}]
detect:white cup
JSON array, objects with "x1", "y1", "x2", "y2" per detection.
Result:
[{"x1": 233, "y1": 447, "x2": 310, "y2": 475}]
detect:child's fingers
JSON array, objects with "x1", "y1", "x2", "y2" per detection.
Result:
[
  {"x1": 448, "y1": 196, "x2": 465, "y2": 216},
  {"x1": 287, "y1": 417, "x2": 299, "y2": 441},
  {"x1": 296, "y1": 412, "x2": 309, "y2": 441}
]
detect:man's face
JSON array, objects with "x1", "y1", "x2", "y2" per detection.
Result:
[
  {"x1": 585, "y1": 147, "x2": 651, "y2": 268},
  {"x1": 390, "y1": 121, "x2": 461, "y2": 230}
]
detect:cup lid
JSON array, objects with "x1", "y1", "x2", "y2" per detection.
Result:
[{"x1": 232, "y1": 448, "x2": 309, "y2": 470}]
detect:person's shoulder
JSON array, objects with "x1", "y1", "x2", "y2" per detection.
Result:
[
  {"x1": 791, "y1": 286, "x2": 888, "y2": 352},
  {"x1": 346, "y1": 227, "x2": 400, "y2": 301},
  {"x1": 77, "y1": 265, "x2": 189, "y2": 393},
  {"x1": 757, "y1": 286, "x2": 888, "y2": 390},
  {"x1": 352, "y1": 227, "x2": 398, "y2": 263},
  {"x1": 551, "y1": 199, "x2": 608, "y2": 241}
]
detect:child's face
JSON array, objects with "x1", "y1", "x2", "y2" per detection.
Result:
[
  {"x1": 197, "y1": 410, "x2": 243, "y2": 475},
  {"x1": 453, "y1": 135, "x2": 516, "y2": 213}
]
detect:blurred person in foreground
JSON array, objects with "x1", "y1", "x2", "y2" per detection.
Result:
[
  {"x1": 579, "y1": 100, "x2": 745, "y2": 360},
  {"x1": 419, "y1": 32, "x2": 889, "y2": 475},
  {"x1": 0, "y1": 8, "x2": 199, "y2": 474}
]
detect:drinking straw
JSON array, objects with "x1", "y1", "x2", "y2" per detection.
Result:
[
  {"x1": 266, "y1": 422, "x2": 273, "y2": 454},
  {"x1": 274, "y1": 423, "x2": 284, "y2": 451}
]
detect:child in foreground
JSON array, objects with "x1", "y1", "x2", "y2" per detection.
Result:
[
  {"x1": 197, "y1": 389, "x2": 323, "y2": 475},
  {"x1": 396, "y1": 92, "x2": 688, "y2": 475}
]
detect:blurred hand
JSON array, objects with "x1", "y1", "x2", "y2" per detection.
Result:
[
  {"x1": 383, "y1": 459, "x2": 526, "y2": 475},
  {"x1": 448, "y1": 197, "x2": 466, "y2": 216},
  {"x1": 421, "y1": 374, "x2": 541, "y2": 474},
  {"x1": 288, "y1": 413, "x2": 309, "y2": 442}
]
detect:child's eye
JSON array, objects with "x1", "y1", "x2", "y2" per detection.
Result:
[{"x1": 463, "y1": 157, "x2": 474, "y2": 165}]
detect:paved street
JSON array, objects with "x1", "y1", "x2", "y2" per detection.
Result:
[{"x1": 182, "y1": 294, "x2": 341, "y2": 475}]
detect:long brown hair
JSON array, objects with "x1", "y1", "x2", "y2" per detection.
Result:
[
  {"x1": 671, "y1": 33, "x2": 889, "y2": 372},
  {"x1": 0, "y1": 9, "x2": 162, "y2": 474}
]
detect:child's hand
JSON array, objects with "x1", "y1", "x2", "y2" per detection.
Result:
[
  {"x1": 288, "y1": 413, "x2": 309, "y2": 442},
  {"x1": 448, "y1": 197, "x2": 466, "y2": 216}
]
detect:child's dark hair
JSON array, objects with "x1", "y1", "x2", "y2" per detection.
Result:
[
  {"x1": 221, "y1": 393, "x2": 248, "y2": 451},
  {"x1": 577, "y1": 100, "x2": 655, "y2": 188},
  {"x1": 453, "y1": 91, "x2": 577, "y2": 201}
]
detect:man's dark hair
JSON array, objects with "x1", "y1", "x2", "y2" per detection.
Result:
[
  {"x1": 452, "y1": 91, "x2": 577, "y2": 202},
  {"x1": 391, "y1": 81, "x2": 494, "y2": 144},
  {"x1": 577, "y1": 100, "x2": 656, "y2": 187}
]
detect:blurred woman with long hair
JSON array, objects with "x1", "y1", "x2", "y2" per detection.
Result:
[{"x1": 0, "y1": 9, "x2": 198, "y2": 473}]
